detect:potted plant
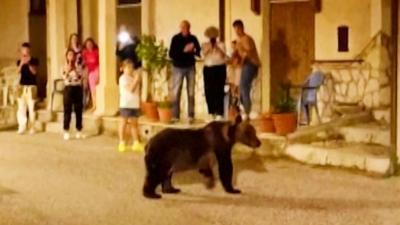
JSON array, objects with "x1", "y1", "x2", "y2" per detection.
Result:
[
  {"x1": 259, "y1": 112, "x2": 275, "y2": 133},
  {"x1": 272, "y1": 86, "x2": 297, "y2": 135},
  {"x1": 157, "y1": 98, "x2": 173, "y2": 123},
  {"x1": 136, "y1": 35, "x2": 169, "y2": 121}
]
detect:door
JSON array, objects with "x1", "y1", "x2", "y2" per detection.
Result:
[
  {"x1": 270, "y1": 1, "x2": 315, "y2": 103},
  {"x1": 29, "y1": 0, "x2": 47, "y2": 101}
]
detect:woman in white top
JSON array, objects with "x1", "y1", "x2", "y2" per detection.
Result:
[{"x1": 202, "y1": 26, "x2": 227, "y2": 121}]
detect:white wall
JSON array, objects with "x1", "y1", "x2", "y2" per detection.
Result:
[
  {"x1": 0, "y1": 0, "x2": 29, "y2": 65},
  {"x1": 315, "y1": 0, "x2": 371, "y2": 60},
  {"x1": 153, "y1": 0, "x2": 219, "y2": 46}
]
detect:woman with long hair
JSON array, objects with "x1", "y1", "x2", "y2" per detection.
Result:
[
  {"x1": 62, "y1": 49, "x2": 84, "y2": 140},
  {"x1": 82, "y1": 38, "x2": 99, "y2": 112}
]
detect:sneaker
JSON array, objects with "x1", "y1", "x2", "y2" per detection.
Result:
[
  {"x1": 17, "y1": 127, "x2": 25, "y2": 135},
  {"x1": 132, "y1": 141, "x2": 145, "y2": 152},
  {"x1": 118, "y1": 142, "x2": 127, "y2": 153},
  {"x1": 205, "y1": 114, "x2": 215, "y2": 123},
  {"x1": 63, "y1": 132, "x2": 70, "y2": 140},
  {"x1": 215, "y1": 115, "x2": 224, "y2": 121},
  {"x1": 75, "y1": 132, "x2": 85, "y2": 139}
]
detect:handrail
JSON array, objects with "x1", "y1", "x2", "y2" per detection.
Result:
[{"x1": 355, "y1": 30, "x2": 391, "y2": 59}]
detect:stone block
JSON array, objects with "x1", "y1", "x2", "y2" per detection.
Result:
[
  {"x1": 365, "y1": 79, "x2": 379, "y2": 93},
  {"x1": 331, "y1": 70, "x2": 341, "y2": 82},
  {"x1": 365, "y1": 157, "x2": 392, "y2": 175},
  {"x1": 373, "y1": 109, "x2": 390, "y2": 124},
  {"x1": 357, "y1": 78, "x2": 366, "y2": 98},
  {"x1": 339, "y1": 125, "x2": 390, "y2": 147},
  {"x1": 372, "y1": 91, "x2": 380, "y2": 108},
  {"x1": 379, "y1": 86, "x2": 391, "y2": 107},
  {"x1": 363, "y1": 93, "x2": 373, "y2": 108},
  {"x1": 340, "y1": 83, "x2": 348, "y2": 95},
  {"x1": 347, "y1": 82, "x2": 358, "y2": 101},
  {"x1": 340, "y1": 70, "x2": 352, "y2": 82},
  {"x1": 36, "y1": 110, "x2": 55, "y2": 123}
]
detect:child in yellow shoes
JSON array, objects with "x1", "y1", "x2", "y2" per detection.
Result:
[{"x1": 118, "y1": 59, "x2": 145, "y2": 153}]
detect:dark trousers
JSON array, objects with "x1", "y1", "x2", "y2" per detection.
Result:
[
  {"x1": 63, "y1": 86, "x2": 83, "y2": 131},
  {"x1": 203, "y1": 65, "x2": 227, "y2": 116}
]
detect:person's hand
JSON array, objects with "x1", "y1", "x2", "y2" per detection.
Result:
[
  {"x1": 183, "y1": 43, "x2": 195, "y2": 53},
  {"x1": 20, "y1": 56, "x2": 29, "y2": 65}
]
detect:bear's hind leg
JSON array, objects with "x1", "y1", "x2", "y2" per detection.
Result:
[
  {"x1": 162, "y1": 173, "x2": 181, "y2": 194},
  {"x1": 199, "y1": 168, "x2": 215, "y2": 189}
]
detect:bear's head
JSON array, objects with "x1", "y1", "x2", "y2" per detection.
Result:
[{"x1": 232, "y1": 116, "x2": 261, "y2": 148}]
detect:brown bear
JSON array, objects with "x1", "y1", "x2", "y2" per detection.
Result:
[{"x1": 142, "y1": 116, "x2": 261, "y2": 199}]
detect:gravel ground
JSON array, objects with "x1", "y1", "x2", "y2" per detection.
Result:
[{"x1": 0, "y1": 131, "x2": 399, "y2": 225}]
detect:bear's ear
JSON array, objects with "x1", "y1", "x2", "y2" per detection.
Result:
[{"x1": 234, "y1": 115, "x2": 242, "y2": 125}]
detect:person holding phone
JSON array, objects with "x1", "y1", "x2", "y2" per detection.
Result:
[
  {"x1": 16, "y1": 42, "x2": 39, "y2": 135},
  {"x1": 201, "y1": 26, "x2": 227, "y2": 122},
  {"x1": 168, "y1": 20, "x2": 201, "y2": 124}
]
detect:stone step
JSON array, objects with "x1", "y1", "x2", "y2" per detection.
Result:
[
  {"x1": 44, "y1": 114, "x2": 102, "y2": 136},
  {"x1": 0, "y1": 106, "x2": 17, "y2": 130},
  {"x1": 288, "y1": 111, "x2": 373, "y2": 143},
  {"x1": 339, "y1": 123, "x2": 390, "y2": 147},
  {"x1": 36, "y1": 109, "x2": 55, "y2": 123},
  {"x1": 285, "y1": 141, "x2": 394, "y2": 176}
]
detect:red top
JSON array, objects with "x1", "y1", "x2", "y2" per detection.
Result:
[{"x1": 82, "y1": 49, "x2": 99, "y2": 72}]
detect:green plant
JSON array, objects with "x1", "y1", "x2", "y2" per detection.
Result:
[
  {"x1": 135, "y1": 35, "x2": 169, "y2": 102},
  {"x1": 274, "y1": 86, "x2": 297, "y2": 113},
  {"x1": 157, "y1": 100, "x2": 173, "y2": 109}
]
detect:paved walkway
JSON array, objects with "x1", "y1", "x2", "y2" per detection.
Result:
[{"x1": 0, "y1": 131, "x2": 399, "y2": 225}]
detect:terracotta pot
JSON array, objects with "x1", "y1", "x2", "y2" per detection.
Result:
[
  {"x1": 142, "y1": 102, "x2": 159, "y2": 121},
  {"x1": 158, "y1": 107, "x2": 172, "y2": 123},
  {"x1": 260, "y1": 117, "x2": 275, "y2": 133},
  {"x1": 272, "y1": 112, "x2": 297, "y2": 135}
]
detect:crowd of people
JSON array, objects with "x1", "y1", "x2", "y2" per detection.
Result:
[{"x1": 14, "y1": 19, "x2": 260, "y2": 153}]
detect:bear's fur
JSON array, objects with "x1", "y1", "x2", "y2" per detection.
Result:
[{"x1": 142, "y1": 116, "x2": 261, "y2": 199}]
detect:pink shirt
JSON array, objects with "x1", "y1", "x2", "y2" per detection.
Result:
[{"x1": 82, "y1": 49, "x2": 99, "y2": 72}]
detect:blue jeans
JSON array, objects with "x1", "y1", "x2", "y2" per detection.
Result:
[
  {"x1": 240, "y1": 62, "x2": 259, "y2": 114},
  {"x1": 171, "y1": 66, "x2": 195, "y2": 119}
]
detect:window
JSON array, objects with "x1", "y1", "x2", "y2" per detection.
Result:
[
  {"x1": 118, "y1": 0, "x2": 141, "y2": 5},
  {"x1": 337, "y1": 26, "x2": 349, "y2": 52}
]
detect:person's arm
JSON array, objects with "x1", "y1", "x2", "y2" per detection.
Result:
[
  {"x1": 169, "y1": 36, "x2": 178, "y2": 60},
  {"x1": 201, "y1": 43, "x2": 212, "y2": 57},
  {"x1": 125, "y1": 72, "x2": 141, "y2": 93},
  {"x1": 17, "y1": 60, "x2": 23, "y2": 73},
  {"x1": 28, "y1": 58, "x2": 39, "y2": 75}
]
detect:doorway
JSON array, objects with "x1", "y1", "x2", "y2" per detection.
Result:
[
  {"x1": 270, "y1": 1, "x2": 315, "y2": 103},
  {"x1": 29, "y1": 0, "x2": 47, "y2": 101}
]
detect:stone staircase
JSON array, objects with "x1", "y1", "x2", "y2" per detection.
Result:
[{"x1": 284, "y1": 112, "x2": 394, "y2": 176}]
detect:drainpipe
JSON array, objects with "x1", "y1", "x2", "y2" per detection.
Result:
[{"x1": 391, "y1": 0, "x2": 399, "y2": 174}]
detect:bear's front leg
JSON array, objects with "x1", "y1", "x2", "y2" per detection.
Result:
[{"x1": 216, "y1": 151, "x2": 241, "y2": 194}]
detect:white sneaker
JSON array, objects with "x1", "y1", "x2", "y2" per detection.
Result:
[
  {"x1": 215, "y1": 115, "x2": 224, "y2": 121},
  {"x1": 63, "y1": 132, "x2": 70, "y2": 140},
  {"x1": 75, "y1": 132, "x2": 85, "y2": 139},
  {"x1": 17, "y1": 127, "x2": 25, "y2": 135},
  {"x1": 205, "y1": 114, "x2": 215, "y2": 123}
]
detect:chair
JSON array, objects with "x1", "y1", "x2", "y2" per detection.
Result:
[
  {"x1": 297, "y1": 71, "x2": 324, "y2": 126},
  {"x1": 50, "y1": 79, "x2": 65, "y2": 112}
]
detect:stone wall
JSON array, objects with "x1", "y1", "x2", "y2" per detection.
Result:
[{"x1": 315, "y1": 41, "x2": 392, "y2": 124}]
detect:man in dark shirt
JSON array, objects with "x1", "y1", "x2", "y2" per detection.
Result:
[
  {"x1": 16, "y1": 42, "x2": 39, "y2": 134},
  {"x1": 169, "y1": 20, "x2": 201, "y2": 123}
]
